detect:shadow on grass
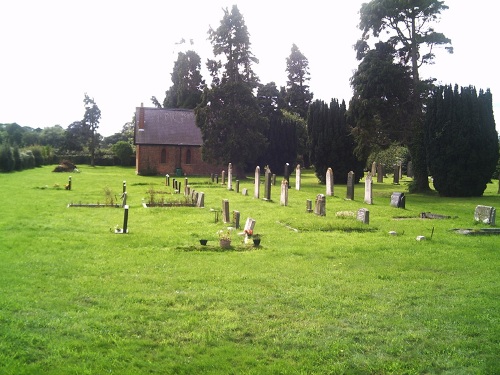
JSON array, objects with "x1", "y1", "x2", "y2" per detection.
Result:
[{"x1": 178, "y1": 244, "x2": 261, "y2": 252}]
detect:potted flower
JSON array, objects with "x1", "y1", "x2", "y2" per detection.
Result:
[
  {"x1": 218, "y1": 228, "x2": 232, "y2": 248},
  {"x1": 244, "y1": 229, "x2": 253, "y2": 244},
  {"x1": 252, "y1": 234, "x2": 261, "y2": 247}
]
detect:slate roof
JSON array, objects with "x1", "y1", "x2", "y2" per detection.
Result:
[{"x1": 134, "y1": 107, "x2": 202, "y2": 146}]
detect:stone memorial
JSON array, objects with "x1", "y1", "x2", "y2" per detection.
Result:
[
  {"x1": 254, "y1": 166, "x2": 260, "y2": 199},
  {"x1": 197, "y1": 192, "x2": 205, "y2": 208},
  {"x1": 235, "y1": 180, "x2": 240, "y2": 194},
  {"x1": 346, "y1": 171, "x2": 355, "y2": 200},
  {"x1": 222, "y1": 199, "x2": 230, "y2": 223},
  {"x1": 227, "y1": 163, "x2": 233, "y2": 191},
  {"x1": 264, "y1": 167, "x2": 272, "y2": 201},
  {"x1": 364, "y1": 172, "x2": 373, "y2": 205},
  {"x1": 474, "y1": 205, "x2": 496, "y2": 225},
  {"x1": 390, "y1": 192, "x2": 405, "y2": 209},
  {"x1": 221, "y1": 170, "x2": 225, "y2": 185},
  {"x1": 357, "y1": 208, "x2": 369, "y2": 224},
  {"x1": 371, "y1": 162, "x2": 377, "y2": 177},
  {"x1": 326, "y1": 167, "x2": 334, "y2": 196},
  {"x1": 306, "y1": 199, "x2": 312, "y2": 213},
  {"x1": 244, "y1": 217, "x2": 256, "y2": 232},
  {"x1": 280, "y1": 180, "x2": 288, "y2": 206},
  {"x1": 242, "y1": 188, "x2": 248, "y2": 196},
  {"x1": 295, "y1": 164, "x2": 301, "y2": 190},
  {"x1": 233, "y1": 210, "x2": 240, "y2": 229},
  {"x1": 314, "y1": 194, "x2": 326, "y2": 216}
]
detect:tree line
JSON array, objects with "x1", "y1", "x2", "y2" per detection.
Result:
[{"x1": 2, "y1": 1, "x2": 499, "y2": 197}]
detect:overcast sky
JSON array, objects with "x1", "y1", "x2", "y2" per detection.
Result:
[{"x1": 1, "y1": 0, "x2": 498, "y2": 136}]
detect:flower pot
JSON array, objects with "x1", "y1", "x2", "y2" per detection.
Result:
[
  {"x1": 199, "y1": 239, "x2": 208, "y2": 246},
  {"x1": 219, "y1": 239, "x2": 231, "y2": 249},
  {"x1": 253, "y1": 239, "x2": 261, "y2": 247}
]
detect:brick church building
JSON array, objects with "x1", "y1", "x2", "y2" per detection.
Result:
[{"x1": 134, "y1": 105, "x2": 223, "y2": 176}]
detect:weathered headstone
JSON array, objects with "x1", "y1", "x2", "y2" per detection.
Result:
[
  {"x1": 165, "y1": 174, "x2": 170, "y2": 186},
  {"x1": 197, "y1": 192, "x2": 205, "y2": 208},
  {"x1": 280, "y1": 180, "x2": 288, "y2": 206},
  {"x1": 364, "y1": 172, "x2": 373, "y2": 205},
  {"x1": 474, "y1": 205, "x2": 496, "y2": 225},
  {"x1": 326, "y1": 167, "x2": 334, "y2": 196},
  {"x1": 221, "y1": 170, "x2": 225, "y2": 185},
  {"x1": 254, "y1": 166, "x2": 260, "y2": 199},
  {"x1": 393, "y1": 165, "x2": 400, "y2": 184},
  {"x1": 357, "y1": 208, "x2": 369, "y2": 224},
  {"x1": 244, "y1": 217, "x2": 256, "y2": 232},
  {"x1": 407, "y1": 161, "x2": 413, "y2": 178},
  {"x1": 306, "y1": 199, "x2": 312, "y2": 213},
  {"x1": 295, "y1": 164, "x2": 301, "y2": 190},
  {"x1": 272, "y1": 174, "x2": 276, "y2": 186},
  {"x1": 227, "y1": 163, "x2": 233, "y2": 191},
  {"x1": 346, "y1": 171, "x2": 355, "y2": 200},
  {"x1": 284, "y1": 163, "x2": 290, "y2": 188},
  {"x1": 222, "y1": 199, "x2": 230, "y2": 223},
  {"x1": 235, "y1": 180, "x2": 240, "y2": 194},
  {"x1": 371, "y1": 162, "x2": 377, "y2": 178},
  {"x1": 390, "y1": 192, "x2": 405, "y2": 208},
  {"x1": 314, "y1": 194, "x2": 326, "y2": 216},
  {"x1": 264, "y1": 167, "x2": 272, "y2": 201},
  {"x1": 242, "y1": 188, "x2": 248, "y2": 196},
  {"x1": 233, "y1": 210, "x2": 240, "y2": 229},
  {"x1": 377, "y1": 164, "x2": 384, "y2": 183}
]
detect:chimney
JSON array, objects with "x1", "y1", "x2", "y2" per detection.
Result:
[{"x1": 138, "y1": 103, "x2": 145, "y2": 130}]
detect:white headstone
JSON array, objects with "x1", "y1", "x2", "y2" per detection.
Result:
[
  {"x1": 227, "y1": 163, "x2": 233, "y2": 190},
  {"x1": 326, "y1": 167, "x2": 334, "y2": 196},
  {"x1": 295, "y1": 164, "x2": 301, "y2": 190},
  {"x1": 254, "y1": 166, "x2": 260, "y2": 199},
  {"x1": 364, "y1": 172, "x2": 373, "y2": 205}
]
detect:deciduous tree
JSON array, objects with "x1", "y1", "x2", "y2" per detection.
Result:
[{"x1": 82, "y1": 93, "x2": 101, "y2": 167}]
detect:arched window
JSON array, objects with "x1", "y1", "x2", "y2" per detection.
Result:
[
  {"x1": 160, "y1": 148, "x2": 167, "y2": 163},
  {"x1": 185, "y1": 149, "x2": 191, "y2": 164}
]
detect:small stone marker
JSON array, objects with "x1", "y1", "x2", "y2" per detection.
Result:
[
  {"x1": 390, "y1": 192, "x2": 405, "y2": 208},
  {"x1": 165, "y1": 174, "x2": 170, "y2": 186},
  {"x1": 67, "y1": 176, "x2": 72, "y2": 190},
  {"x1": 346, "y1": 171, "x2": 355, "y2": 200},
  {"x1": 326, "y1": 167, "x2": 334, "y2": 196},
  {"x1": 474, "y1": 205, "x2": 496, "y2": 225},
  {"x1": 295, "y1": 164, "x2": 301, "y2": 190},
  {"x1": 416, "y1": 235, "x2": 426, "y2": 241},
  {"x1": 357, "y1": 208, "x2": 369, "y2": 224},
  {"x1": 242, "y1": 188, "x2": 248, "y2": 196},
  {"x1": 222, "y1": 199, "x2": 230, "y2": 223},
  {"x1": 254, "y1": 166, "x2": 260, "y2": 199},
  {"x1": 306, "y1": 199, "x2": 312, "y2": 213},
  {"x1": 227, "y1": 163, "x2": 233, "y2": 190},
  {"x1": 280, "y1": 179, "x2": 288, "y2": 206},
  {"x1": 197, "y1": 192, "x2": 205, "y2": 208},
  {"x1": 364, "y1": 172, "x2": 373, "y2": 205},
  {"x1": 221, "y1": 170, "x2": 225, "y2": 185},
  {"x1": 314, "y1": 194, "x2": 326, "y2": 216}
]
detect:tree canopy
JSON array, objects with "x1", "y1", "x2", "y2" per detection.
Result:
[
  {"x1": 82, "y1": 93, "x2": 101, "y2": 167},
  {"x1": 285, "y1": 44, "x2": 313, "y2": 119}
]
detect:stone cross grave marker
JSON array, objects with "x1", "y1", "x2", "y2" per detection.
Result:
[
  {"x1": 474, "y1": 205, "x2": 496, "y2": 225},
  {"x1": 254, "y1": 166, "x2": 260, "y2": 199},
  {"x1": 364, "y1": 172, "x2": 373, "y2": 205},
  {"x1": 357, "y1": 208, "x2": 369, "y2": 224},
  {"x1": 346, "y1": 171, "x2": 355, "y2": 200},
  {"x1": 314, "y1": 194, "x2": 326, "y2": 216},
  {"x1": 280, "y1": 179, "x2": 289, "y2": 206},
  {"x1": 295, "y1": 164, "x2": 301, "y2": 190},
  {"x1": 326, "y1": 167, "x2": 334, "y2": 196},
  {"x1": 390, "y1": 192, "x2": 405, "y2": 209}
]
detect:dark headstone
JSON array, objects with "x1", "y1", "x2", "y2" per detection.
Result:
[{"x1": 390, "y1": 192, "x2": 405, "y2": 208}]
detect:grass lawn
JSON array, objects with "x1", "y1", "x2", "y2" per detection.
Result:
[{"x1": 0, "y1": 166, "x2": 499, "y2": 374}]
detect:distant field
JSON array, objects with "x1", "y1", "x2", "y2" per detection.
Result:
[{"x1": 1, "y1": 166, "x2": 499, "y2": 374}]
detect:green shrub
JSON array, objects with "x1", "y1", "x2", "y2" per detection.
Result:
[{"x1": 0, "y1": 141, "x2": 14, "y2": 172}]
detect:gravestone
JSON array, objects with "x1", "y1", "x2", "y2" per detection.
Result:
[
  {"x1": 264, "y1": 167, "x2": 272, "y2": 201},
  {"x1": 314, "y1": 194, "x2": 326, "y2": 216},
  {"x1": 393, "y1": 165, "x2": 400, "y2": 184},
  {"x1": 197, "y1": 192, "x2": 204, "y2": 208},
  {"x1": 357, "y1": 208, "x2": 369, "y2": 224},
  {"x1": 398, "y1": 161, "x2": 402, "y2": 180},
  {"x1": 222, "y1": 199, "x2": 230, "y2": 223},
  {"x1": 364, "y1": 172, "x2": 373, "y2": 205},
  {"x1": 254, "y1": 166, "x2": 260, "y2": 199},
  {"x1": 295, "y1": 164, "x2": 301, "y2": 190},
  {"x1": 326, "y1": 167, "x2": 334, "y2": 196},
  {"x1": 306, "y1": 199, "x2": 312, "y2": 213},
  {"x1": 407, "y1": 161, "x2": 413, "y2": 178},
  {"x1": 377, "y1": 164, "x2": 384, "y2": 183},
  {"x1": 346, "y1": 171, "x2": 355, "y2": 200},
  {"x1": 371, "y1": 162, "x2": 377, "y2": 178},
  {"x1": 215, "y1": 174, "x2": 219, "y2": 184},
  {"x1": 67, "y1": 176, "x2": 72, "y2": 190},
  {"x1": 227, "y1": 163, "x2": 233, "y2": 190},
  {"x1": 235, "y1": 180, "x2": 240, "y2": 194},
  {"x1": 284, "y1": 163, "x2": 290, "y2": 188},
  {"x1": 474, "y1": 205, "x2": 496, "y2": 225},
  {"x1": 280, "y1": 180, "x2": 288, "y2": 206},
  {"x1": 272, "y1": 174, "x2": 276, "y2": 186},
  {"x1": 242, "y1": 188, "x2": 248, "y2": 196},
  {"x1": 390, "y1": 192, "x2": 405, "y2": 208},
  {"x1": 244, "y1": 217, "x2": 256, "y2": 232},
  {"x1": 178, "y1": 181, "x2": 182, "y2": 194},
  {"x1": 221, "y1": 170, "x2": 225, "y2": 185},
  {"x1": 165, "y1": 174, "x2": 170, "y2": 186},
  {"x1": 233, "y1": 210, "x2": 240, "y2": 229},
  {"x1": 115, "y1": 205, "x2": 129, "y2": 234}
]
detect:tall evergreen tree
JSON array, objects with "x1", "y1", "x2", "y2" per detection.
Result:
[
  {"x1": 356, "y1": 0, "x2": 453, "y2": 192},
  {"x1": 195, "y1": 6, "x2": 268, "y2": 170},
  {"x1": 308, "y1": 99, "x2": 364, "y2": 184},
  {"x1": 426, "y1": 85, "x2": 498, "y2": 196},
  {"x1": 82, "y1": 93, "x2": 101, "y2": 167},
  {"x1": 285, "y1": 44, "x2": 313, "y2": 119}
]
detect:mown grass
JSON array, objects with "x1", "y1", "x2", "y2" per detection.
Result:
[{"x1": 0, "y1": 166, "x2": 499, "y2": 374}]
